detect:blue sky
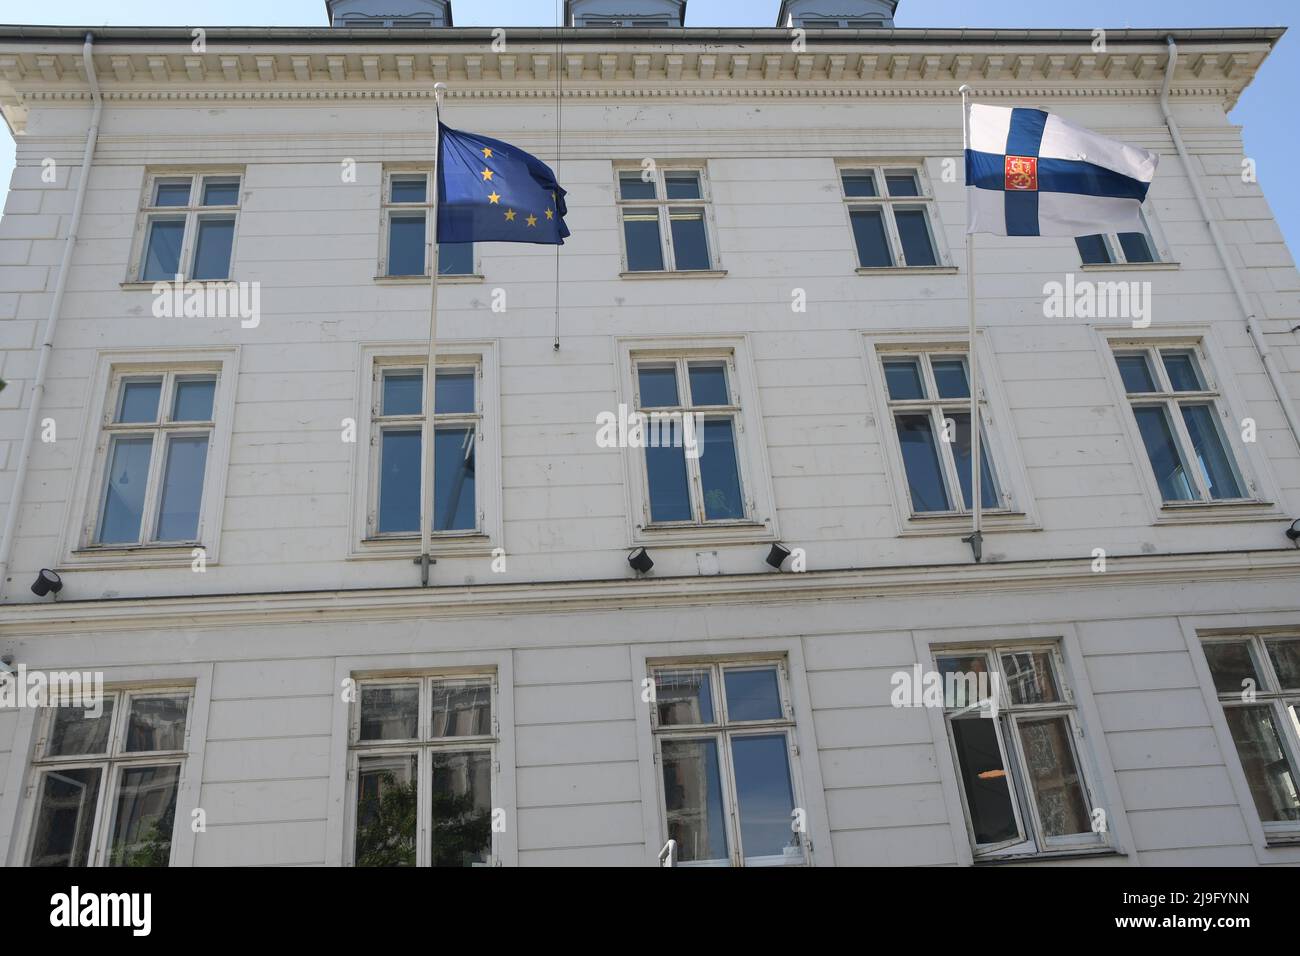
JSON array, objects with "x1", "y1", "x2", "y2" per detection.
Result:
[{"x1": 0, "y1": 1, "x2": 1295, "y2": 254}]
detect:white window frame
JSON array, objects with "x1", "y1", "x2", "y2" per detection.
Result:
[
  {"x1": 838, "y1": 163, "x2": 950, "y2": 271},
  {"x1": 863, "y1": 330, "x2": 1037, "y2": 536},
  {"x1": 350, "y1": 341, "x2": 501, "y2": 559},
  {"x1": 378, "y1": 167, "x2": 477, "y2": 280},
  {"x1": 60, "y1": 349, "x2": 238, "y2": 569},
  {"x1": 128, "y1": 169, "x2": 243, "y2": 283},
  {"x1": 615, "y1": 336, "x2": 779, "y2": 548},
  {"x1": 614, "y1": 164, "x2": 722, "y2": 275},
  {"x1": 1077, "y1": 207, "x2": 1174, "y2": 268}
]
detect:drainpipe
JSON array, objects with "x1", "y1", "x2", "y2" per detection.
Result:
[
  {"x1": 0, "y1": 34, "x2": 102, "y2": 599},
  {"x1": 1159, "y1": 35, "x2": 1300, "y2": 454}
]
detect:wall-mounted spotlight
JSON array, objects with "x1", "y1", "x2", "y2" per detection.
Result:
[
  {"x1": 31, "y1": 569, "x2": 62, "y2": 598},
  {"x1": 1287, "y1": 519, "x2": 1300, "y2": 546},
  {"x1": 628, "y1": 547, "x2": 654, "y2": 574},
  {"x1": 765, "y1": 543, "x2": 792, "y2": 570}
]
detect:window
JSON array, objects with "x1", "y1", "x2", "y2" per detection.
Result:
[
  {"x1": 381, "y1": 169, "x2": 474, "y2": 277},
  {"x1": 89, "y1": 369, "x2": 218, "y2": 547},
  {"x1": 580, "y1": 16, "x2": 674, "y2": 26},
  {"x1": 348, "y1": 675, "x2": 497, "y2": 866},
  {"x1": 27, "y1": 689, "x2": 192, "y2": 867},
  {"x1": 797, "y1": 16, "x2": 886, "y2": 27},
  {"x1": 1112, "y1": 346, "x2": 1248, "y2": 503},
  {"x1": 880, "y1": 351, "x2": 1003, "y2": 515},
  {"x1": 1077, "y1": 211, "x2": 1161, "y2": 265},
  {"x1": 616, "y1": 167, "x2": 715, "y2": 273},
  {"x1": 651, "y1": 660, "x2": 804, "y2": 866},
  {"x1": 135, "y1": 172, "x2": 241, "y2": 282},
  {"x1": 1203, "y1": 636, "x2": 1300, "y2": 836},
  {"x1": 841, "y1": 166, "x2": 941, "y2": 269},
  {"x1": 370, "y1": 360, "x2": 480, "y2": 538},
  {"x1": 633, "y1": 354, "x2": 747, "y2": 526},
  {"x1": 936, "y1": 645, "x2": 1103, "y2": 858}
]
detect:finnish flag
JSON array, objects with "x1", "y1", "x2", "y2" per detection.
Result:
[{"x1": 965, "y1": 104, "x2": 1159, "y2": 237}]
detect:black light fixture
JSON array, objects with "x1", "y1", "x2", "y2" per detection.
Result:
[
  {"x1": 766, "y1": 543, "x2": 792, "y2": 570},
  {"x1": 628, "y1": 547, "x2": 654, "y2": 574},
  {"x1": 31, "y1": 569, "x2": 63, "y2": 597},
  {"x1": 1287, "y1": 519, "x2": 1300, "y2": 546}
]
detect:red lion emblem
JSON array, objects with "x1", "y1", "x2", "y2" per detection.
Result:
[{"x1": 1004, "y1": 155, "x2": 1039, "y2": 191}]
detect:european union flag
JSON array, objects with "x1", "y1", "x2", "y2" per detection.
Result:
[{"x1": 437, "y1": 124, "x2": 569, "y2": 246}]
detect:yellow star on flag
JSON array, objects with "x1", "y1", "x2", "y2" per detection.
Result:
[
  {"x1": 526, "y1": 214, "x2": 538, "y2": 227},
  {"x1": 482, "y1": 147, "x2": 493, "y2": 159},
  {"x1": 504, "y1": 208, "x2": 517, "y2": 222},
  {"x1": 488, "y1": 192, "x2": 501, "y2": 204},
  {"x1": 481, "y1": 168, "x2": 494, "y2": 182},
  {"x1": 545, "y1": 208, "x2": 554, "y2": 220}
]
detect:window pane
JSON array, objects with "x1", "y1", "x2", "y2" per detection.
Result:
[
  {"x1": 645, "y1": 443, "x2": 692, "y2": 522},
  {"x1": 883, "y1": 359, "x2": 925, "y2": 400},
  {"x1": 125, "y1": 695, "x2": 189, "y2": 752},
  {"x1": 439, "y1": 241, "x2": 474, "y2": 276},
  {"x1": 1075, "y1": 235, "x2": 1112, "y2": 265},
  {"x1": 951, "y1": 412, "x2": 999, "y2": 511},
  {"x1": 117, "y1": 379, "x2": 162, "y2": 423},
  {"x1": 1000, "y1": 651, "x2": 1061, "y2": 705},
  {"x1": 172, "y1": 378, "x2": 216, "y2": 422},
  {"x1": 886, "y1": 172, "x2": 921, "y2": 197},
  {"x1": 430, "y1": 750, "x2": 493, "y2": 867},
  {"x1": 107, "y1": 764, "x2": 180, "y2": 867},
  {"x1": 1115, "y1": 354, "x2": 1157, "y2": 393},
  {"x1": 723, "y1": 667, "x2": 783, "y2": 721},
  {"x1": 688, "y1": 363, "x2": 729, "y2": 406},
  {"x1": 937, "y1": 655, "x2": 995, "y2": 709},
  {"x1": 665, "y1": 172, "x2": 702, "y2": 200},
  {"x1": 98, "y1": 436, "x2": 154, "y2": 544},
  {"x1": 1016, "y1": 716, "x2": 1092, "y2": 837},
  {"x1": 1181, "y1": 404, "x2": 1243, "y2": 499},
  {"x1": 1266, "y1": 638, "x2": 1300, "y2": 690},
  {"x1": 378, "y1": 429, "x2": 421, "y2": 533},
  {"x1": 895, "y1": 210, "x2": 937, "y2": 266},
  {"x1": 950, "y1": 716, "x2": 1020, "y2": 845},
  {"x1": 1203, "y1": 642, "x2": 1261, "y2": 697},
  {"x1": 435, "y1": 369, "x2": 475, "y2": 414},
  {"x1": 434, "y1": 425, "x2": 476, "y2": 532},
  {"x1": 359, "y1": 685, "x2": 420, "y2": 741},
  {"x1": 623, "y1": 210, "x2": 665, "y2": 271},
  {"x1": 387, "y1": 214, "x2": 426, "y2": 277},
  {"x1": 731, "y1": 734, "x2": 800, "y2": 863},
  {"x1": 154, "y1": 435, "x2": 207, "y2": 541},
  {"x1": 355, "y1": 754, "x2": 418, "y2": 867},
  {"x1": 661, "y1": 738, "x2": 729, "y2": 863},
  {"x1": 1118, "y1": 231, "x2": 1155, "y2": 263},
  {"x1": 390, "y1": 176, "x2": 427, "y2": 203},
  {"x1": 850, "y1": 209, "x2": 893, "y2": 267},
  {"x1": 896, "y1": 413, "x2": 951, "y2": 512},
  {"x1": 638, "y1": 366, "x2": 679, "y2": 408},
  {"x1": 655, "y1": 668, "x2": 714, "y2": 726},
  {"x1": 383, "y1": 371, "x2": 423, "y2": 416},
  {"x1": 932, "y1": 359, "x2": 969, "y2": 399},
  {"x1": 430, "y1": 679, "x2": 492, "y2": 737},
  {"x1": 1162, "y1": 352, "x2": 1203, "y2": 391},
  {"x1": 29, "y1": 767, "x2": 102, "y2": 867},
  {"x1": 699, "y1": 418, "x2": 744, "y2": 521},
  {"x1": 1223, "y1": 706, "x2": 1300, "y2": 823},
  {"x1": 669, "y1": 209, "x2": 711, "y2": 270},
  {"x1": 618, "y1": 173, "x2": 656, "y2": 200},
  {"x1": 191, "y1": 216, "x2": 235, "y2": 280},
  {"x1": 201, "y1": 179, "x2": 240, "y2": 206},
  {"x1": 1133, "y1": 405, "x2": 1195, "y2": 501},
  {"x1": 153, "y1": 181, "x2": 191, "y2": 207},
  {"x1": 841, "y1": 171, "x2": 877, "y2": 197},
  {"x1": 47, "y1": 699, "x2": 116, "y2": 757},
  {"x1": 142, "y1": 219, "x2": 185, "y2": 281}
]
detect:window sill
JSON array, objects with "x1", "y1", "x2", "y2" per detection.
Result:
[
  {"x1": 1264, "y1": 836, "x2": 1300, "y2": 848},
  {"x1": 897, "y1": 512, "x2": 1038, "y2": 537},
  {"x1": 1080, "y1": 261, "x2": 1180, "y2": 272},
  {"x1": 66, "y1": 544, "x2": 212, "y2": 571},
  {"x1": 373, "y1": 274, "x2": 484, "y2": 285},
  {"x1": 856, "y1": 265, "x2": 958, "y2": 276},
  {"x1": 120, "y1": 279, "x2": 237, "y2": 291},
  {"x1": 632, "y1": 521, "x2": 774, "y2": 549},
  {"x1": 974, "y1": 846, "x2": 1124, "y2": 866},
  {"x1": 619, "y1": 270, "x2": 728, "y2": 280},
  {"x1": 1153, "y1": 499, "x2": 1280, "y2": 525},
  {"x1": 350, "y1": 534, "x2": 496, "y2": 560}
]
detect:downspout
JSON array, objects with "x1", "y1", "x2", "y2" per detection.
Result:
[
  {"x1": 0, "y1": 34, "x2": 102, "y2": 599},
  {"x1": 1159, "y1": 35, "x2": 1300, "y2": 454}
]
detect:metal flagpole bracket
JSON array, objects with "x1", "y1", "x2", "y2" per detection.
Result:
[{"x1": 961, "y1": 530, "x2": 984, "y2": 564}]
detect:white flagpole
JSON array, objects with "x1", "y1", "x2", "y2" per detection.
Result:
[
  {"x1": 960, "y1": 84, "x2": 983, "y2": 563},
  {"x1": 418, "y1": 82, "x2": 448, "y2": 586}
]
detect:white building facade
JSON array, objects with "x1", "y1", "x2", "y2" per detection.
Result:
[{"x1": 0, "y1": 0, "x2": 1299, "y2": 867}]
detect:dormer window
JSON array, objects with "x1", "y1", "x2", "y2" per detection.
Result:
[
  {"x1": 566, "y1": 0, "x2": 685, "y2": 27},
  {"x1": 777, "y1": 0, "x2": 897, "y2": 28},
  {"x1": 326, "y1": 0, "x2": 452, "y2": 28}
]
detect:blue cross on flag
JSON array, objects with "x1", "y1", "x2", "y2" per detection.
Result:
[
  {"x1": 437, "y1": 123, "x2": 570, "y2": 246},
  {"x1": 965, "y1": 105, "x2": 1159, "y2": 237}
]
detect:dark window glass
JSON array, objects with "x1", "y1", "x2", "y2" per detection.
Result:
[
  {"x1": 117, "y1": 379, "x2": 162, "y2": 423},
  {"x1": 434, "y1": 425, "x2": 476, "y2": 532},
  {"x1": 383, "y1": 372, "x2": 423, "y2": 416},
  {"x1": 378, "y1": 429, "x2": 421, "y2": 533},
  {"x1": 1119, "y1": 231, "x2": 1155, "y2": 263},
  {"x1": 623, "y1": 210, "x2": 664, "y2": 271},
  {"x1": 354, "y1": 755, "x2": 417, "y2": 867},
  {"x1": 618, "y1": 173, "x2": 657, "y2": 200},
  {"x1": 172, "y1": 378, "x2": 216, "y2": 422},
  {"x1": 723, "y1": 667, "x2": 782, "y2": 721},
  {"x1": 142, "y1": 219, "x2": 185, "y2": 281},
  {"x1": 1116, "y1": 354, "x2": 1157, "y2": 393},
  {"x1": 669, "y1": 209, "x2": 710, "y2": 270},
  {"x1": 359, "y1": 685, "x2": 420, "y2": 741},
  {"x1": 731, "y1": 734, "x2": 798, "y2": 862},
  {"x1": 951, "y1": 717, "x2": 1020, "y2": 845},
  {"x1": 435, "y1": 370, "x2": 475, "y2": 414},
  {"x1": 1182, "y1": 404, "x2": 1243, "y2": 499},
  {"x1": 99, "y1": 436, "x2": 154, "y2": 544},
  {"x1": 154, "y1": 182, "x2": 191, "y2": 207},
  {"x1": 439, "y1": 242, "x2": 474, "y2": 276},
  {"x1": 883, "y1": 359, "x2": 925, "y2": 400},
  {"x1": 154, "y1": 435, "x2": 207, "y2": 541},
  {"x1": 638, "y1": 366, "x2": 679, "y2": 408},
  {"x1": 1133, "y1": 406, "x2": 1195, "y2": 501},
  {"x1": 951, "y1": 412, "x2": 999, "y2": 511},
  {"x1": 1162, "y1": 352, "x2": 1202, "y2": 392},
  {"x1": 1203, "y1": 642, "x2": 1260, "y2": 696},
  {"x1": 665, "y1": 172, "x2": 702, "y2": 200},
  {"x1": 388, "y1": 215, "x2": 426, "y2": 276},
  {"x1": 645, "y1": 443, "x2": 692, "y2": 522},
  {"x1": 1076, "y1": 235, "x2": 1112, "y2": 265},
  {"x1": 1223, "y1": 707, "x2": 1300, "y2": 823},
  {"x1": 699, "y1": 418, "x2": 744, "y2": 520},
  {"x1": 932, "y1": 359, "x2": 969, "y2": 399},
  {"x1": 29, "y1": 768, "x2": 103, "y2": 867},
  {"x1": 661, "y1": 739, "x2": 729, "y2": 863},
  {"x1": 655, "y1": 669, "x2": 714, "y2": 725},
  {"x1": 688, "y1": 363, "x2": 729, "y2": 406},
  {"x1": 429, "y1": 751, "x2": 492, "y2": 867},
  {"x1": 896, "y1": 209, "x2": 937, "y2": 266},
  {"x1": 895, "y1": 413, "x2": 951, "y2": 512},
  {"x1": 191, "y1": 217, "x2": 235, "y2": 280},
  {"x1": 886, "y1": 173, "x2": 921, "y2": 197},
  {"x1": 201, "y1": 179, "x2": 240, "y2": 206},
  {"x1": 841, "y1": 171, "x2": 877, "y2": 197},
  {"x1": 107, "y1": 765, "x2": 180, "y2": 867},
  {"x1": 390, "y1": 177, "x2": 427, "y2": 204},
  {"x1": 850, "y1": 209, "x2": 893, "y2": 267}
]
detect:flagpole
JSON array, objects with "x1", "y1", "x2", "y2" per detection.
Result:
[
  {"x1": 417, "y1": 81, "x2": 448, "y2": 586},
  {"x1": 960, "y1": 84, "x2": 983, "y2": 564}
]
